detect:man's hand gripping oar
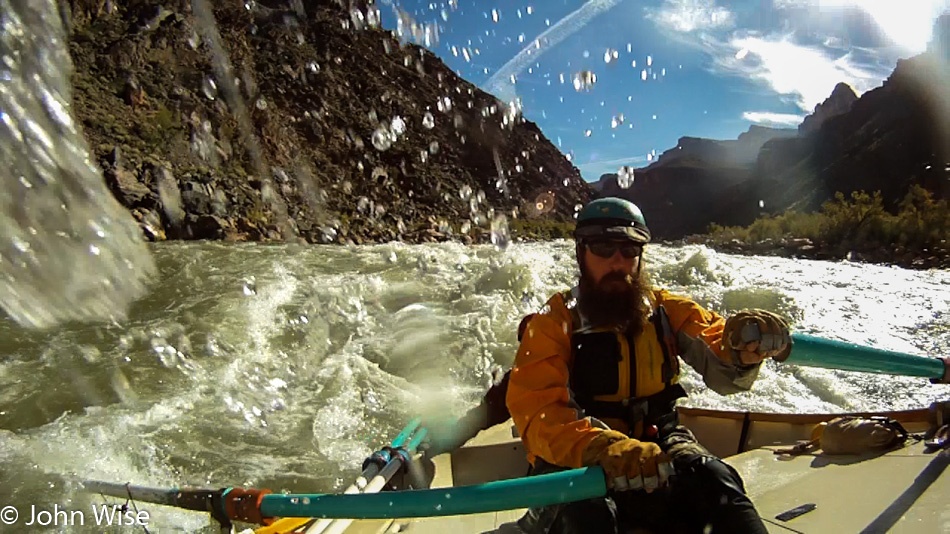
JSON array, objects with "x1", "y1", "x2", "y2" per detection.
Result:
[{"x1": 582, "y1": 430, "x2": 674, "y2": 494}]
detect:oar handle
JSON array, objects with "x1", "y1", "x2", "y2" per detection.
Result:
[
  {"x1": 787, "y1": 333, "x2": 947, "y2": 380},
  {"x1": 81, "y1": 481, "x2": 219, "y2": 511},
  {"x1": 259, "y1": 466, "x2": 607, "y2": 519}
]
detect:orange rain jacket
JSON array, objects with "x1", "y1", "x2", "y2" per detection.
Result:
[{"x1": 506, "y1": 287, "x2": 761, "y2": 468}]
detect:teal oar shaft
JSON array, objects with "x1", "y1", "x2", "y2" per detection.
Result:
[
  {"x1": 260, "y1": 466, "x2": 607, "y2": 519},
  {"x1": 391, "y1": 417, "x2": 422, "y2": 448},
  {"x1": 788, "y1": 334, "x2": 944, "y2": 379},
  {"x1": 407, "y1": 427, "x2": 428, "y2": 450}
]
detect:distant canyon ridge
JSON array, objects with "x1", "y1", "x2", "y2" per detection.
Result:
[{"x1": 594, "y1": 37, "x2": 949, "y2": 240}]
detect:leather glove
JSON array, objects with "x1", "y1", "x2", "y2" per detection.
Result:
[
  {"x1": 723, "y1": 309, "x2": 792, "y2": 363},
  {"x1": 581, "y1": 430, "x2": 672, "y2": 492}
]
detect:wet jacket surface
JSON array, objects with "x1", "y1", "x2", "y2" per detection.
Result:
[{"x1": 506, "y1": 287, "x2": 761, "y2": 468}]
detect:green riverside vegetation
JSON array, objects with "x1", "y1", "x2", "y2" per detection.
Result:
[
  {"x1": 706, "y1": 185, "x2": 950, "y2": 261},
  {"x1": 511, "y1": 217, "x2": 576, "y2": 240}
]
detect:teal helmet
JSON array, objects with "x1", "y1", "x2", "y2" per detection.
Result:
[{"x1": 574, "y1": 197, "x2": 651, "y2": 244}]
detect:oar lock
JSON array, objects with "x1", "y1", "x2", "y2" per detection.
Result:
[{"x1": 362, "y1": 446, "x2": 411, "y2": 473}]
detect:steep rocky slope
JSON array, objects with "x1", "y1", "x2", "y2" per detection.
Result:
[{"x1": 64, "y1": 0, "x2": 591, "y2": 244}]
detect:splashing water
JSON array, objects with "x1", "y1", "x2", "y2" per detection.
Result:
[
  {"x1": 192, "y1": 0, "x2": 296, "y2": 241},
  {"x1": 0, "y1": 0, "x2": 155, "y2": 328}
]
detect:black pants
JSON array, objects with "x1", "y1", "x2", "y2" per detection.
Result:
[{"x1": 518, "y1": 426, "x2": 768, "y2": 534}]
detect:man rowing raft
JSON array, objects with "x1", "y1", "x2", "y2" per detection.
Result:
[{"x1": 430, "y1": 197, "x2": 792, "y2": 533}]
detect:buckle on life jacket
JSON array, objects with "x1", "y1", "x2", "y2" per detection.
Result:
[
  {"x1": 621, "y1": 396, "x2": 649, "y2": 425},
  {"x1": 578, "y1": 383, "x2": 688, "y2": 437}
]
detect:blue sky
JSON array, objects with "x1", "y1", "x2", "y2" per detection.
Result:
[{"x1": 378, "y1": 0, "x2": 948, "y2": 181}]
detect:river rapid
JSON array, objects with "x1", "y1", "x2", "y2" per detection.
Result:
[{"x1": 1, "y1": 240, "x2": 948, "y2": 532}]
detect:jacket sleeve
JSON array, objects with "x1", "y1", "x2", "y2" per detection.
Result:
[
  {"x1": 506, "y1": 299, "x2": 605, "y2": 468},
  {"x1": 655, "y1": 289, "x2": 761, "y2": 394}
]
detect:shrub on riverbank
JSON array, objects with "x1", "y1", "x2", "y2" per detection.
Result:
[
  {"x1": 707, "y1": 185, "x2": 950, "y2": 258},
  {"x1": 511, "y1": 217, "x2": 576, "y2": 240}
]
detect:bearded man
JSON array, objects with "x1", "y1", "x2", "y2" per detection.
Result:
[{"x1": 505, "y1": 197, "x2": 792, "y2": 534}]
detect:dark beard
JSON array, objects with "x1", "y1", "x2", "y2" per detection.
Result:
[{"x1": 577, "y1": 267, "x2": 649, "y2": 335}]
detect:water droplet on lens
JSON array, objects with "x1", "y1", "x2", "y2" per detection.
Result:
[
  {"x1": 491, "y1": 214, "x2": 510, "y2": 250},
  {"x1": 572, "y1": 71, "x2": 596, "y2": 92},
  {"x1": 202, "y1": 77, "x2": 217, "y2": 100},
  {"x1": 372, "y1": 125, "x2": 394, "y2": 151},
  {"x1": 391, "y1": 116, "x2": 406, "y2": 136},
  {"x1": 357, "y1": 197, "x2": 371, "y2": 214},
  {"x1": 617, "y1": 166, "x2": 635, "y2": 189}
]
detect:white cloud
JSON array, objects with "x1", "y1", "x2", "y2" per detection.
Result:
[
  {"x1": 645, "y1": 0, "x2": 945, "y2": 111},
  {"x1": 485, "y1": 0, "x2": 623, "y2": 101},
  {"x1": 718, "y1": 35, "x2": 888, "y2": 111},
  {"x1": 646, "y1": 0, "x2": 735, "y2": 33},
  {"x1": 741, "y1": 111, "x2": 806, "y2": 126},
  {"x1": 802, "y1": 0, "x2": 948, "y2": 53}
]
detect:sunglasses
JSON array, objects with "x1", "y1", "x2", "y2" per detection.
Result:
[{"x1": 586, "y1": 241, "x2": 643, "y2": 259}]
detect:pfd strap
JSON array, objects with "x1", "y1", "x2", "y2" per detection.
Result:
[{"x1": 651, "y1": 305, "x2": 679, "y2": 385}]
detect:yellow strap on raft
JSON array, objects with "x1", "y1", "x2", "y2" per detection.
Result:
[{"x1": 255, "y1": 517, "x2": 313, "y2": 534}]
